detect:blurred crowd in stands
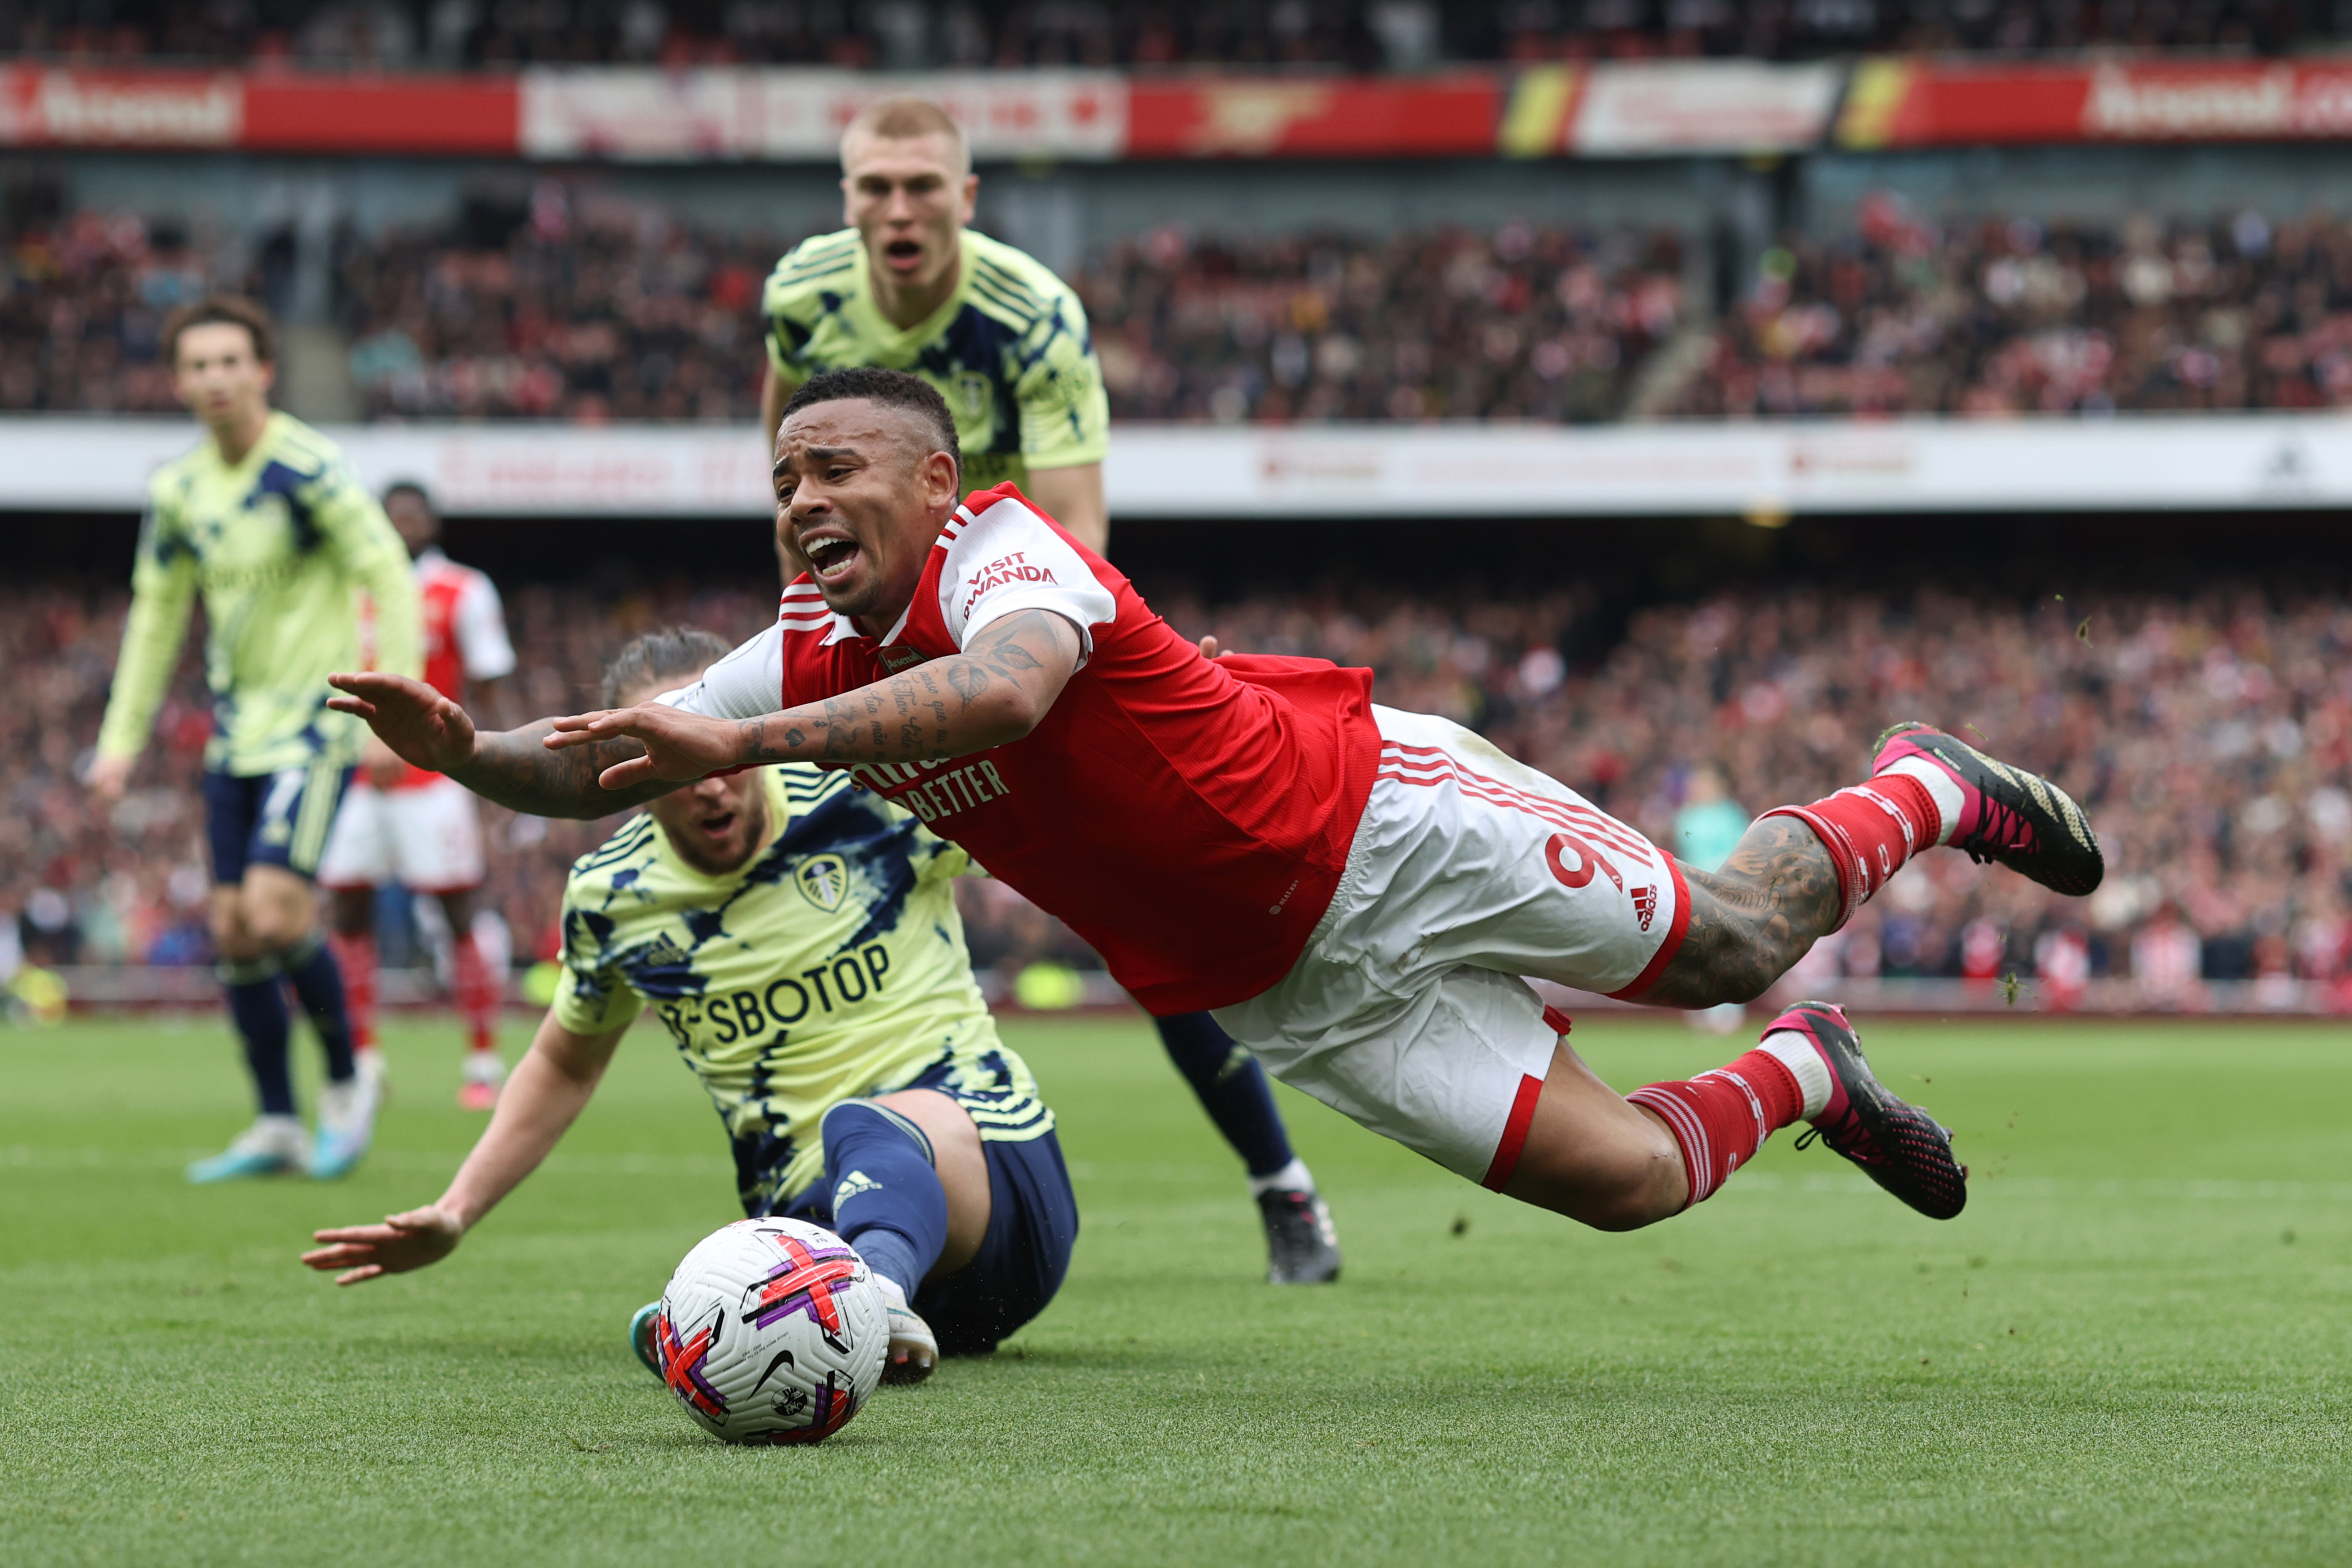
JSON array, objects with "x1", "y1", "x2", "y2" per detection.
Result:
[
  {"x1": 1677, "y1": 194, "x2": 2352, "y2": 418},
  {"x1": 338, "y1": 190, "x2": 783, "y2": 421},
  {"x1": 1077, "y1": 224, "x2": 1685, "y2": 424},
  {"x1": 0, "y1": 0, "x2": 2328, "y2": 71},
  {"x1": 22, "y1": 186, "x2": 2352, "y2": 426},
  {"x1": 0, "y1": 209, "x2": 210, "y2": 416},
  {"x1": 12, "y1": 569, "x2": 2352, "y2": 1011}
]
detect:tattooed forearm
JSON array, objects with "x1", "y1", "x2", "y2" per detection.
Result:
[
  {"x1": 729, "y1": 609, "x2": 1082, "y2": 769},
  {"x1": 451, "y1": 720, "x2": 682, "y2": 818}
]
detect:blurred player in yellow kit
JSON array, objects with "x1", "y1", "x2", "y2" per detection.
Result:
[
  {"x1": 757, "y1": 98, "x2": 1340, "y2": 1282},
  {"x1": 89, "y1": 295, "x2": 421, "y2": 1182}
]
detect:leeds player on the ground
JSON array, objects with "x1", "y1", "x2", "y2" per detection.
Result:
[
  {"x1": 305, "y1": 628, "x2": 1078, "y2": 1383},
  {"x1": 759, "y1": 93, "x2": 1338, "y2": 1283},
  {"x1": 92, "y1": 294, "x2": 418, "y2": 1182}
]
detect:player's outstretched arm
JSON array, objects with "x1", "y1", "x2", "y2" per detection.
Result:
[
  {"x1": 545, "y1": 608, "x2": 1083, "y2": 791},
  {"x1": 301, "y1": 1014, "x2": 625, "y2": 1285},
  {"x1": 327, "y1": 670, "x2": 680, "y2": 819}
]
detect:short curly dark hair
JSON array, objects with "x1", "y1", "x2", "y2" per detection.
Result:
[{"x1": 777, "y1": 367, "x2": 961, "y2": 479}]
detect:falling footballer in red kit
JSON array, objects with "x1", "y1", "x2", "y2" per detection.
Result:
[
  {"x1": 670, "y1": 485, "x2": 1379, "y2": 1016},
  {"x1": 331, "y1": 369, "x2": 2106, "y2": 1236}
]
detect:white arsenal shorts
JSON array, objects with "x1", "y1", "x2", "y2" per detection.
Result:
[
  {"x1": 1214, "y1": 706, "x2": 1690, "y2": 1188},
  {"x1": 318, "y1": 775, "x2": 487, "y2": 894}
]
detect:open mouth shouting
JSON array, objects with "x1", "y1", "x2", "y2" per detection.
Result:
[
  {"x1": 800, "y1": 530, "x2": 864, "y2": 589},
  {"x1": 880, "y1": 236, "x2": 926, "y2": 275}
]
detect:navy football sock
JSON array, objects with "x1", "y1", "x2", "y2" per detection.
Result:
[
  {"x1": 1154, "y1": 1011, "x2": 1294, "y2": 1179},
  {"x1": 279, "y1": 931, "x2": 357, "y2": 1084},
  {"x1": 221, "y1": 957, "x2": 295, "y2": 1118},
  {"x1": 820, "y1": 1100, "x2": 950, "y2": 1297}
]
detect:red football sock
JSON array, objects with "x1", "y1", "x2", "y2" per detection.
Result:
[
  {"x1": 1626, "y1": 1047, "x2": 1806, "y2": 1209},
  {"x1": 1761, "y1": 773, "x2": 1943, "y2": 928},
  {"x1": 450, "y1": 929, "x2": 500, "y2": 1053},
  {"x1": 327, "y1": 929, "x2": 378, "y2": 1053}
]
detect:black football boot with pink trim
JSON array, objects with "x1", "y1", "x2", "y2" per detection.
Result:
[
  {"x1": 1774, "y1": 1001, "x2": 1968, "y2": 1221},
  {"x1": 1872, "y1": 721, "x2": 2103, "y2": 897}
]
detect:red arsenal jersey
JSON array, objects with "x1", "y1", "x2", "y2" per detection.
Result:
[
  {"x1": 362, "y1": 548, "x2": 516, "y2": 790},
  {"x1": 672, "y1": 484, "x2": 1382, "y2": 1014}
]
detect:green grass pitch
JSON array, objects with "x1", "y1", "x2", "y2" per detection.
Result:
[{"x1": 3, "y1": 1011, "x2": 2349, "y2": 1566}]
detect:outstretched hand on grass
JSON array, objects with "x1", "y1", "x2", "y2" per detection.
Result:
[
  {"x1": 303, "y1": 1207, "x2": 464, "y2": 1286},
  {"x1": 544, "y1": 704, "x2": 746, "y2": 790},
  {"x1": 327, "y1": 672, "x2": 477, "y2": 773}
]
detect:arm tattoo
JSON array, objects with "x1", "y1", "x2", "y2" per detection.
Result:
[
  {"x1": 731, "y1": 609, "x2": 1080, "y2": 767},
  {"x1": 945, "y1": 661, "x2": 990, "y2": 709},
  {"x1": 1641, "y1": 817, "x2": 1842, "y2": 1008},
  {"x1": 450, "y1": 720, "x2": 681, "y2": 819}
]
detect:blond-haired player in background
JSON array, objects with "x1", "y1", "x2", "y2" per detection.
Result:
[{"x1": 753, "y1": 98, "x2": 1340, "y2": 1283}]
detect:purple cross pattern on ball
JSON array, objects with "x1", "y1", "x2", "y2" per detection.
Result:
[{"x1": 746, "y1": 1232, "x2": 861, "y2": 1335}]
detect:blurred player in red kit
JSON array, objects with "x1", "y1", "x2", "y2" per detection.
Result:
[
  {"x1": 333, "y1": 370, "x2": 2109, "y2": 1237},
  {"x1": 318, "y1": 482, "x2": 518, "y2": 1108}
]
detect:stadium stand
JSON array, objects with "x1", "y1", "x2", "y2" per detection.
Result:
[
  {"x1": 15, "y1": 192, "x2": 2351, "y2": 427},
  {"x1": 11, "y1": 572, "x2": 2351, "y2": 1009},
  {"x1": 0, "y1": 209, "x2": 206, "y2": 416},
  {"x1": 0, "y1": 1, "x2": 2330, "y2": 70},
  {"x1": 1077, "y1": 224, "x2": 1686, "y2": 424},
  {"x1": 337, "y1": 201, "x2": 785, "y2": 421},
  {"x1": 1673, "y1": 195, "x2": 2352, "y2": 419}
]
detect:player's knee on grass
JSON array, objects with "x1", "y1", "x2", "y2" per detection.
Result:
[{"x1": 208, "y1": 887, "x2": 268, "y2": 963}]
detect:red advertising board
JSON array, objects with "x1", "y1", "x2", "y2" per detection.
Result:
[
  {"x1": 0, "y1": 67, "x2": 245, "y2": 147},
  {"x1": 18, "y1": 58, "x2": 2352, "y2": 161},
  {"x1": 1838, "y1": 57, "x2": 2352, "y2": 148},
  {"x1": 243, "y1": 74, "x2": 519, "y2": 154},
  {"x1": 1124, "y1": 72, "x2": 1500, "y2": 157},
  {"x1": 0, "y1": 66, "x2": 518, "y2": 152}
]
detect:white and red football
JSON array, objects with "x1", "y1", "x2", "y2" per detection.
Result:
[{"x1": 649, "y1": 1216, "x2": 889, "y2": 1444}]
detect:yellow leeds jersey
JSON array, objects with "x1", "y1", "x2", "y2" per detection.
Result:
[
  {"x1": 555, "y1": 763, "x2": 1051, "y2": 1214},
  {"x1": 762, "y1": 227, "x2": 1109, "y2": 495},
  {"x1": 96, "y1": 412, "x2": 421, "y2": 776}
]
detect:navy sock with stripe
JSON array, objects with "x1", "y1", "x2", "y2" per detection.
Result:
[{"x1": 819, "y1": 1100, "x2": 950, "y2": 1297}]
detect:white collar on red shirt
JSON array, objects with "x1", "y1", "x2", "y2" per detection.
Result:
[
  {"x1": 778, "y1": 581, "x2": 866, "y2": 647},
  {"x1": 780, "y1": 501, "x2": 977, "y2": 648}
]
